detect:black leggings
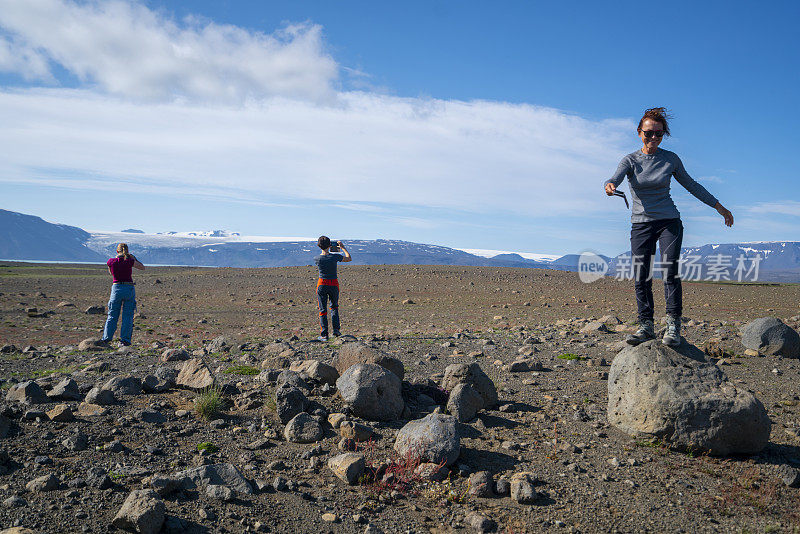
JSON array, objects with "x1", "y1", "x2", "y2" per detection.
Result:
[{"x1": 630, "y1": 218, "x2": 683, "y2": 322}]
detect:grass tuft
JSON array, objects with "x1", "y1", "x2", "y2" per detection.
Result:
[
  {"x1": 194, "y1": 386, "x2": 225, "y2": 420},
  {"x1": 557, "y1": 353, "x2": 586, "y2": 361},
  {"x1": 222, "y1": 365, "x2": 260, "y2": 376},
  {"x1": 196, "y1": 442, "x2": 219, "y2": 453}
]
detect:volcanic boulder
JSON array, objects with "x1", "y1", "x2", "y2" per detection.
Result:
[
  {"x1": 336, "y1": 363, "x2": 403, "y2": 421},
  {"x1": 608, "y1": 340, "x2": 770, "y2": 456},
  {"x1": 740, "y1": 317, "x2": 800, "y2": 358}
]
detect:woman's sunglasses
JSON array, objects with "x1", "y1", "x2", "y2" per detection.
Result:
[{"x1": 641, "y1": 130, "x2": 664, "y2": 138}]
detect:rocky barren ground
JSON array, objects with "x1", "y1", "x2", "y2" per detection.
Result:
[{"x1": 0, "y1": 261, "x2": 799, "y2": 534}]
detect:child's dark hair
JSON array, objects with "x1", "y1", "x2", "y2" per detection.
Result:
[
  {"x1": 637, "y1": 107, "x2": 671, "y2": 136},
  {"x1": 317, "y1": 236, "x2": 331, "y2": 250}
]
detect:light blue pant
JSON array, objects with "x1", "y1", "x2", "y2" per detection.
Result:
[{"x1": 102, "y1": 284, "x2": 136, "y2": 344}]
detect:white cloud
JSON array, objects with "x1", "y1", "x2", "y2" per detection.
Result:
[
  {"x1": 0, "y1": 0, "x2": 338, "y2": 103},
  {"x1": 0, "y1": 1, "x2": 637, "y2": 221},
  {"x1": 0, "y1": 35, "x2": 53, "y2": 81},
  {"x1": 0, "y1": 88, "x2": 633, "y2": 217}
]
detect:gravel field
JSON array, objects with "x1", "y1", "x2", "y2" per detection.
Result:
[{"x1": 0, "y1": 262, "x2": 798, "y2": 534}]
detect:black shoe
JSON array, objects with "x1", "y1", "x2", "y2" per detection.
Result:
[{"x1": 332, "y1": 331, "x2": 341, "y2": 337}]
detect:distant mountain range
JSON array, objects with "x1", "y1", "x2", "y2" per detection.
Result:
[
  {"x1": 0, "y1": 209, "x2": 104, "y2": 262},
  {"x1": 1, "y1": 208, "x2": 798, "y2": 282}
]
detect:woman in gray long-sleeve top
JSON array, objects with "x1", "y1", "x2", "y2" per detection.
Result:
[{"x1": 604, "y1": 107, "x2": 734, "y2": 347}]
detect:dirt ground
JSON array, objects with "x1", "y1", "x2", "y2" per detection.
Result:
[{"x1": 0, "y1": 262, "x2": 798, "y2": 533}]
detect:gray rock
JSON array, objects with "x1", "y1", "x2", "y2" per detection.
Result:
[
  {"x1": 276, "y1": 370, "x2": 310, "y2": 392},
  {"x1": 262, "y1": 341, "x2": 294, "y2": 356},
  {"x1": 272, "y1": 476, "x2": 288, "y2": 491},
  {"x1": 84, "y1": 306, "x2": 105, "y2": 315},
  {"x1": 23, "y1": 409, "x2": 46, "y2": 421},
  {"x1": 3, "y1": 496, "x2": 27, "y2": 508},
  {"x1": 160, "y1": 348, "x2": 190, "y2": 362},
  {"x1": 580, "y1": 321, "x2": 610, "y2": 334},
  {"x1": 339, "y1": 421, "x2": 375, "y2": 442},
  {"x1": 276, "y1": 385, "x2": 308, "y2": 424},
  {"x1": 327, "y1": 453, "x2": 365, "y2": 485},
  {"x1": 154, "y1": 367, "x2": 178, "y2": 385},
  {"x1": 63, "y1": 431, "x2": 88, "y2": 451},
  {"x1": 25, "y1": 473, "x2": 60, "y2": 492},
  {"x1": 334, "y1": 342, "x2": 405, "y2": 379},
  {"x1": 777, "y1": 465, "x2": 800, "y2": 487},
  {"x1": 86, "y1": 467, "x2": 113, "y2": 489},
  {"x1": 175, "y1": 359, "x2": 214, "y2": 391},
  {"x1": 394, "y1": 413, "x2": 461, "y2": 466},
  {"x1": 608, "y1": 340, "x2": 770, "y2": 456},
  {"x1": 495, "y1": 477, "x2": 510, "y2": 496},
  {"x1": 112, "y1": 489, "x2": 165, "y2": 534},
  {"x1": 142, "y1": 375, "x2": 170, "y2": 394},
  {"x1": 46, "y1": 404, "x2": 74, "y2": 422},
  {"x1": 442, "y1": 363, "x2": 498, "y2": 408},
  {"x1": 447, "y1": 383, "x2": 484, "y2": 422},
  {"x1": 510, "y1": 472, "x2": 538, "y2": 504},
  {"x1": 205, "y1": 484, "x2": 235, "y2": 501},
  {"x1": 468, "y1": 471, "x2": 495, "y2": 497},
  {"x1": 78, "y1": 336, "x2": 105, "y2": 350},
  {"x1": 206, "y1": 335, "x2": 233, "y2": 353},
  {"x1": 283, "y1": 412, "x2": 324, "y2": 443},
  {"x1": 289, "y1": 360, "x2": 339, "y2": 386},
  {"x1": 105, "y1": 439, "x2": 124, "y2": 452},
  {"x1": 336, "y1": 364, "x2": 404, "y2": 421},
  {"x1": 175, "y1": 463, "x2": 253, "y2": 494},
  {"x1": 47, "y1": 378, "x2": 82, "y2": 401},
  {"x1": 465, "y1": 511, "x2": 497, "y2": 533},
  {"x1": 414, "y1": 462, "x2": 449, "y2": 481},
  {"x1": 741, "y1": 317, "x2": 800, "y2": 358},
  {"x1": 85, "y1": 386, "x2": 116, "y2": 405},
  {"x1": 508, "y1": 359, "x2": 543, "y2": 372},
  {"x1": 5, "y1": 381, "x2": 47, "y2": 404},
  {"x1": 103, "y1": 375, "x2": 143, "y2": 396}
]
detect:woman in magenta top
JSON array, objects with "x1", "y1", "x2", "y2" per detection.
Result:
[{"x1": 102, "y1": 243, "x2": 145, "y2": 346}]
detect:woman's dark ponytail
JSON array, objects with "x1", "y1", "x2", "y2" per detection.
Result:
[{"x1": 117, "y1": 243, "x2": 131, "y2": 260}]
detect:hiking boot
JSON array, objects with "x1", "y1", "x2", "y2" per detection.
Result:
[
  {"x1": 332, "y1": 331, "x2": 341, "y2": 337},
  {"x1": 626, "y1": 319, "x2": 655, "y2": 346},
  {"x1": 317, "y1": 335, "x2": 329, "y2": 342},
  {"x1": 662, "y1": 315, "x2": 681, "y2": 347}
]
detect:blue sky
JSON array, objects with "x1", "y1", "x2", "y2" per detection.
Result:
[{"x1": 1, "y1": 0, "x2": 798, "y2": 257}]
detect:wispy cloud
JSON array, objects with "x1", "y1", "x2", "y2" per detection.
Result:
[
  {"x1": 747, "y1": 201, "x2": 800, "y2": 217},
  {"x1": 330, "y1": 203, "x2": 385, "y2": 213},
  {"x1": 0, "y1": 88, "x2": 632, "y2": 217},
  {"x1": 0, "y1": 0, "x2": 338, "y2": 103}
]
